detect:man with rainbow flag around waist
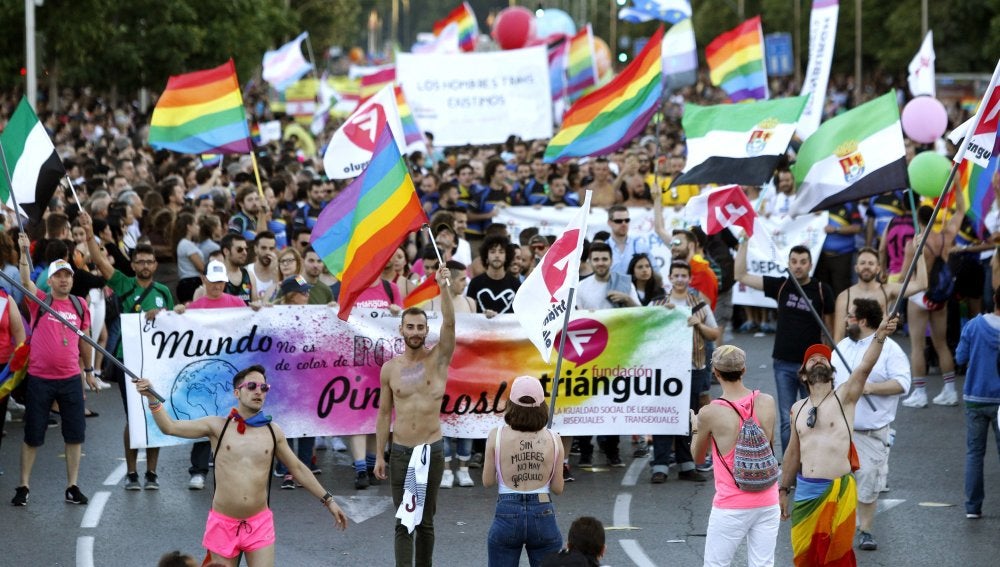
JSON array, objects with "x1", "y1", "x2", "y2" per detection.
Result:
[{"x1": 778, "y1": 313, "x2": 898, "y2": 566}]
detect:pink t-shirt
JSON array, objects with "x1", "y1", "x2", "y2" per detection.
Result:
[
  {"x1": 711, "y1": 391, "x2": 779, "y2": 509},
  {"x1": 27, "y1": 289, "x2": 91, "y2": 379},
  {"x1": 353, "y1": 280, "x2": 402, "y2": 310},
  {"x1": 187, "y1": 293, "x2": 247, "y2": 310}
]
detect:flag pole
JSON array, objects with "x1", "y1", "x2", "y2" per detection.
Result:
[
  {"x1": 0, "y1": 141, "x2": 30, "y2": 238},
  {"x1": 303, "y1": 33, "x2": 320, "y2": 81},
  {"x1": 547, "y1": 287, "x2": 576, "y2": 428},
  {"x1": 0, "y1": 267, "x2": 165, "y2": 402},
  {"x1": 248, "y1": 149, "x2": 267, "y2": 200},
  {"x1": 421, "y1": 223, "x2": 450, "y2": 285},
  {"x1": 63, "y1": 175, "x2": 83, "y2": 210}
]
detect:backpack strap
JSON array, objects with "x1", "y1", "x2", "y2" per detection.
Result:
[
  {"x1": 211, "y1": 416, "x2": 234, "y2": 498},
  {"x1": 382, "y1": 279, "x2": 395, "y2": 305},
  {"x1": 711, "y1": 393, "x2": 753, "y2": 486}
]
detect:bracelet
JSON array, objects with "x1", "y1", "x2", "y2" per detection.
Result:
[
  {"x1": 149, "y1": 402, "x2": 163, "y2": 413},
  {"x1": 778, "y1": 486, "x2": 791, "y2": 495},
  {"x1": 875, "y1": 335, "x2": 887, "y2": 344},
  {"x1": 320, "y1": 491, "x2": 334, "y2": 505},
  {"x1": 84, "y1": 368, "x2": 94, "y2": 373}
]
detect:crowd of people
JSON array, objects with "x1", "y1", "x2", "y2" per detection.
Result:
[{"x1": 0, "y1": 65, "x2": 998, "y2": 567}]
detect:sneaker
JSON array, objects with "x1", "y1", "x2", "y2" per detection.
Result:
[
  {"x1": 738, "y1": 321, "x2": 759, "y2": 333},
  {"x1": 967, "y1": 512, "x2": 982, "y2": 519},
  {"x1": 331, "y1": 437, "x2": 348, "y2": 452},
  {"x1": 651, "y1": 472, "x2": 668, "y2": 484},
  {"x1": 569, "y1": 440, "x2": 581, "y2": 456},
  {"x1": 608, "y1": 455, "x2": 625, "y2": 468},
  {"x1": 562, "y1": 464, "x2": 575, "y2": 482},
  {"x1": 65, "y1": 485, "x2": 89, "y2": 505},
  {"x1": 679, "y1": 470, "x2": 708, "y2": 482},
  {"x1": 858, "y1": 531, "x2": 877, "y2": 550},
  {"x1": 440, "y1": 469, "x2": 454, "y2": 489},
  {"x1": 310, "y1": 456, "x2": 322, "y2": 475},
  {"x1": 760, "y1": 322, "x2": 777, "y2": 334},
  {"x1": 124, "y1": 472, "x2": 141, "y2": 491},
  {"x1": 578, "y1": 454, "x2": 593, "y2": 466},
  {"x1": 902, "y1": 389, "x2": 928, "y2": 408},
  {"x1": 632, "y1": 443, "x2": 649, "y2": 458},
  {"x1": 468, "y1": 453, "x2": 484, "y2": 469},
  {"x1": 188, "y1": 474, "x2": 206, "y2": 490},
  {"x1": 696, "y1": 457, "x2": 714, "y2": 473},
  {"x1": 932, "y1": 388, "x2": 958, "y2": 406},
  {"x1": 456, "y1": 469, "x2": 474, "y2": 487},
  {"x1": 11, "y1": 486, "x2": 28, "y2": 506},
  {"x1": 281, "y1": 475, "x2": 296, "y2": 490},
  {"x1": 354, "y1": 470, "x2": 369, "y2": 490},
  {"x1": 367, "y1": 468, "x2": 381, "y2": 486},
  {"x1": 144, "y1": 471, "x2": 159, "y2": 490}
]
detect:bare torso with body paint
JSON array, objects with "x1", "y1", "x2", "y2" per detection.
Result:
[{"x1": 382, "y1": 355, "x2": 449, "y2": 447}]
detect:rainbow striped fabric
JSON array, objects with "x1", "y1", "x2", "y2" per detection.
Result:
[
  {"x1": 543, "y1": 26, "x2": 664, "y2": 163},
  {"x1": 706, "y1": 16, "x2": 769, "y2": 102},
  {"x1": 566, "y1": 24, "x2": 598, "y2": 99},
  {"x1": 433, "y1": 2, "x2": 478, "y2": 52},
  {"x1": 311, "y1": 123, "x2": 427, "y2": 320},
  {"x1": 955, "y1": 156, "x2": 998, "y2": 237},
  {"x1": 403, "y1": 276, "x2": 440, "y2": 309},
  {"x1": 394, "y1": 85, "x2": 424, "y2": 147},
  {"x1": 149, "y1": 59, "x2": 252, "y2": 154}
]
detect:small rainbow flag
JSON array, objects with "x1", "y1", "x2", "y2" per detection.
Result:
[
  {"x1": 311, "y1": 123, "x2": 428, "y2": 320},
  {"x1": 543, "y1": 26, "x2": 664, "y2": 163},
  {"x1": 149, "y1": 59, "x2": 252, "y2": 154},
  {"x1": 403, "y1": 276, "x2": 440, "y2": 308},
  {"x1": 394, "y1": 85, "x2": 424, "y2": 148},
  {"x1": 706, "y1": 16, "x2": 769, "y2": 102},
  {"x1": 200, "y1": 154, "x2": 222, "y2": 168},
  {"x1": 566, "y1": 25, "x2": 598, "y2": 98},
  {"x1": 954, "y1": 157, "x2": 998, "y2": 237},
  {"x1": 360, "y1": 65, "x2": 396, "y2": 103},
  {"x1": 433, "y1": 2, "x2": 478, "y2": 52}
]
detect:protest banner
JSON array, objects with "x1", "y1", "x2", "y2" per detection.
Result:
[
  {"x1": 123, "y1": 306, "x2": 692, "y2": 448},
  {"x1": 731, "y1": 212, "x2": 829, "y2": 307},
  {"x1": 395, "y1": 46, "x2": 553, "y2": 146}
]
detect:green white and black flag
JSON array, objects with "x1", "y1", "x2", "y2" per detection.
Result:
[{"x1": 0, "y1": 97, "x2": 65, "y2": 223}]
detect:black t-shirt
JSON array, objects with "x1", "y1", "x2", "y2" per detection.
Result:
[
  {"x1": 762, "y1": 275, "x2": 834, "y2": 362},
  {"x1": 466, "y1": 273, "x2": 520, "y2": 314}
]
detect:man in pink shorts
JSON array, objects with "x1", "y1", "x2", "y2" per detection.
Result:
[{"x1": 136, "y1": 365, "x2": 347, "y2": 566}]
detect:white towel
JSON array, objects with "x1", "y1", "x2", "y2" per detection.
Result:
[{"x1": 394, "y1": 444, "x2": 430, "y2": 533}]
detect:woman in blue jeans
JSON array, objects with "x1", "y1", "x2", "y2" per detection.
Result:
[{"x1": 483, "y1": 376, "x2": 565, "y2": 566}]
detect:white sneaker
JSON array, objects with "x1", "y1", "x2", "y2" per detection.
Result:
[
  {"x1": 331, "y1": 437, "x2": 348, "y2": 452},
  {"x1": 96, "y1": 379, "x2": 112, "y2": 390},
  {"x1": 902, "y1": 389, "x2": 928, "y2": 408},
  {"x1": 456, "y1": 469, "x2": 474, "y2": 487},
  {"x1": 932, "y1": 387, "x2": 959, "y2": 406},
  {"x1": 188, "y1": 474, "x2": 206, "y2": 490},
  {"x1": 440, "y1": 469, "x2": 454, "y2": 489}
]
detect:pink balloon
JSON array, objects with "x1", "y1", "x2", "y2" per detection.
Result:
[
  {"x1": 901, "y1": 96, "x2": 948, "y2": 144},
  {"x1": 492, "y1": 6, "x2": 536, "y2": 50}
]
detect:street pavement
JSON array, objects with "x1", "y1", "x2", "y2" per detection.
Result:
[{"x1": 1, "y1": 331, "x2": 998, "y2": 566}]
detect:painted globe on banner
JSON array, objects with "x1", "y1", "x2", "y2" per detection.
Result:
[
  {"x1": 901, "y1": 96, "x2": 948, "y2": 144},
  {"x1": 492, "y1": 6, "x2": 536, "y2": 50},
  {"x1": 534, "y1": 8, "x2": 576, "y2": 39},
  {"x1": 907, "y1": 150, "x2": 951, "y2": 198}
]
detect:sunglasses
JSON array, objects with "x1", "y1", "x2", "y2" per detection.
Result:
[
  {"x1": 237, "y1": 381, "x2": 270, "y2": 393},
  {"x1": 806, "y1": 406, "x2": 817, "y2": 428},
  {"x1": 279, "y1": 258, "x2": 297, "y2": 264},
  {"x1": 670, "y1": 239, "x2": 684, "y2": 246},
  {"x1": 531, "y1": 244, "x2": 546, "y2": 251},
  {"x1": 611, "y1": 218, "x2": 631, "y2": 224}
]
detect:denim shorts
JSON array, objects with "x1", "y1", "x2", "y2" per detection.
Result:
[{"x1": 24, "y1": 374, "x2": 85, "y2": 447}]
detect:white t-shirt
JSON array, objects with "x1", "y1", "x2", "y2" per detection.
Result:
[
  {"x1": 246, "y1": 263, "x2": 276, "y2": 302},
  {"x1": 575, "y1": 275, "x2": 639, "y2": 310},
  {"x1": 832, "y1": 334, "x2": 911, "y2": 430}
]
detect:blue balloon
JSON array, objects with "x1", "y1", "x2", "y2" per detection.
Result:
[{"x1": 535, "y1": 8, "x2": 576, "y2": 39}]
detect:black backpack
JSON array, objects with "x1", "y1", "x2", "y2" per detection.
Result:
[{"x1": 923, "y1": 243, "x2": 955, "y2": 309}]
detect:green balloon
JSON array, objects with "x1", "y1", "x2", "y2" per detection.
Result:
[{"x1": 908, "y1": 151, "x2": 951, "y2": 198}]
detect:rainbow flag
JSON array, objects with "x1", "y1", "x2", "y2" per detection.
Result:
[
  {"x1": 403, "y1": 276, "x2": 440, "y2": 308},
  {"x1": 311, "y1": 123, "x2": 428, "y2": 320},
  {"x1": 543, "y1": 26, "x2": 664, "y2": 163},
  {"x1": 433, "y1": 2, "x2": 478, "y2": 52},
  {"x1": 360, "y1": 65, "x2": 396, "y2": 103},
  {"x1": 394, "y1": 85, "x2": 424, "y2": 148},
  {"x1": 955, "y1": 157, "x2": 998, "y2": 237},
  {"x1": 200, "y1": 154, "x2": 222, "y2": 168},
  {"x1": 706, "y1": 16, "x2": 769, "y2": 102},
  {"x1": 566, "y1": 25, "x2": 598, "y2": 98},
  {"x1": 149, "y1": 59, "x2": 252, "y2": 154}
]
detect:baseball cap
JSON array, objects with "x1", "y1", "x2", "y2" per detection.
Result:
[
  {"x1": 711, "y1": 345, "x2": 746, "y2": 373},
  {"x1": 509, "y1": 376, "x2": 545, "y2": 407},
  {"x1": 802, "y1": 344, "x2": 833, "y2": 366},
  {"x1": 280, "y1": 275, "x2": 313, "y2": 296},
  {"x1": 205, "y1": 260, "x2": 227, "y2": 283},
  {"x1": 48, "y1": 259, "x2": 74, "y2": 278}
]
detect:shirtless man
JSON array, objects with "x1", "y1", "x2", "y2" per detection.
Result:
[
  {"x1": 374, "y1": 265, "x2": 456, "y2": 567},
  {"x1": 135, "y1": 366, "x2": 347, "y2": 567},
  {"x1": 832, "y1": 245, "x2": 926, "y2": 343},
  {"x1": 778, "y1": 314, "x2": 898, "y2": 567},
  {"x1": 583, "y1": 157, "x2": 618, "y2": 209}
]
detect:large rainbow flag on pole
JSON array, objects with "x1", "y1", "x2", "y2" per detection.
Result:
[
  {"x1": 706, "y1": 16, "x2": 769, "y2": 102},
  {"x1": 148, "y1": 59, "x2": 252, "y2": 154},
  {"x1": 311, "y1": 123, "x2": 428, "y2": 320},
  {"x1": 433, "y1": 2, "x2": 478, "y2": 52},
  {"x1": 543, "y1": 26, "x2": 664, "y2": 163}
]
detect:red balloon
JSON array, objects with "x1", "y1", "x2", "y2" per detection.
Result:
[{"x1": 492, "y1": 7, "x2": 536, "y2": 50}]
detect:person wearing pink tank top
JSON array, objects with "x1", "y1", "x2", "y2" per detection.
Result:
[{"x1": 691, "y1": 346, "x2": 780, "y2": 567}]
